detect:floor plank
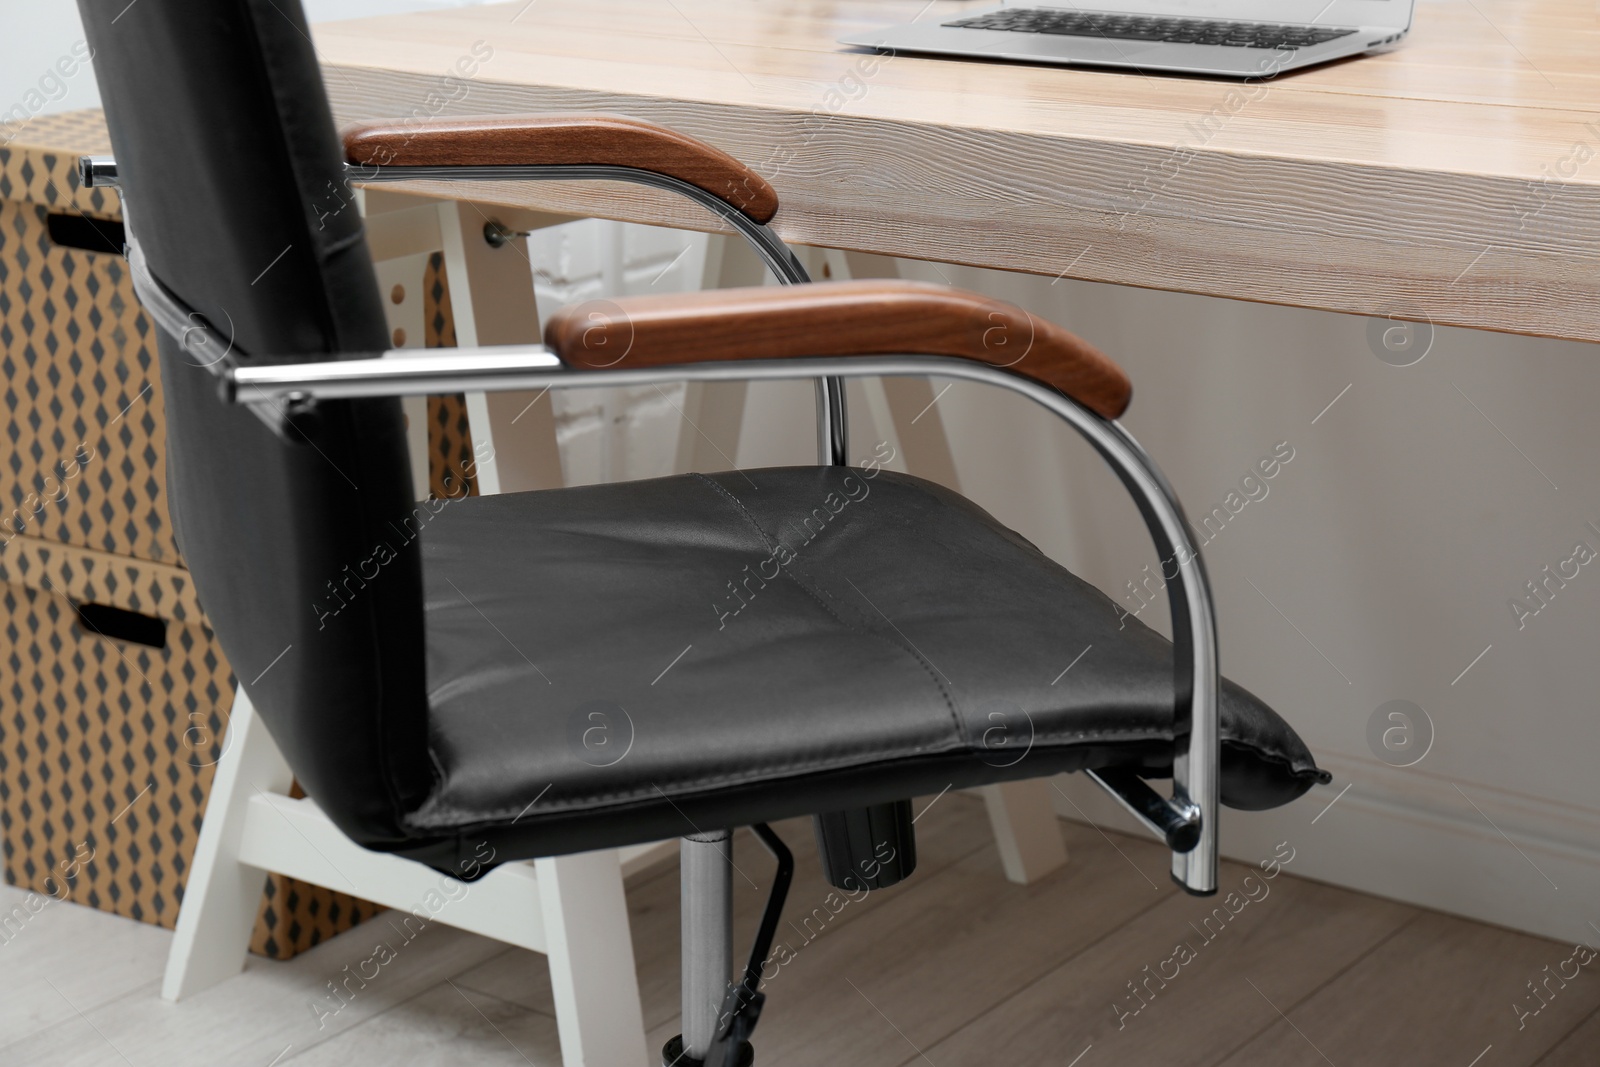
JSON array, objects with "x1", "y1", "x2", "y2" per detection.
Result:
[
  {"x1": 285, "y1": 982, "x2": 564, "y2": 1066},
  {"x1": 1537, "y1": 1006, "x2": 1600, "y2": 1065},
  {"x1": 1216, "y1": 913, "x2": 1600, "y2": 1067},
  {"x1": 0, "y1": 907, "x2": 506, "y2": 1067},
  {"x1": 916, "y1": 850, "x2": 1418, "y2": 1067},
  {"x1": 0, "y1": 884, "x2": 171, "y2": 1049}
]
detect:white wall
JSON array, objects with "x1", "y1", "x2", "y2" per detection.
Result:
[
  {"x1": 0, "y1": 2, "x2": 100, "y2": 127},
  {"x1": 0, "y1": 0, "x2": 490, "y2": 131}
]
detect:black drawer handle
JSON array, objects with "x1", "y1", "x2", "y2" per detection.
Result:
[
  {"x1": 73, "y1": 601, "x2": 167, "y2": 649},
  {"x1": 45, "y1": 212, "x2": 125, "y2": 256}
]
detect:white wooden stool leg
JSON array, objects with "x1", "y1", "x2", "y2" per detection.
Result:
[
  {"x1": 163, "y1": 687, "x2": 293, "y2": 1000},
  {"x1": 977, "y1": 779, "x2": 1069, "y2": 884},
  {"x1": 537, "y1": 850, "x2": 650, "y2": 1067},
  {"x1": 674, "y1": 374, "x2": 749, "y2": 473}
]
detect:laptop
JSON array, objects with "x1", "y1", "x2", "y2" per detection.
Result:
[{"x1": 839, "y1": 0, "x2": 1415, "y2": 78}]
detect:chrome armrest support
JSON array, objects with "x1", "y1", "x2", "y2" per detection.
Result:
[
  {"x1": 79, "y1": 156, "x2": 120, "y2": 189},
  {"x1": 225, "y1": 349, "x2": 1221, "y2": 895},
  {"x1": 229, "y1": 347, "x2": 565, "y2": 402},
  {"x1": 1086, "y1": 767, "x2": 1201, "y2": 853}
]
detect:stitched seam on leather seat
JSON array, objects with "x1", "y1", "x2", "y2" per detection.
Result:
[
  {"x1": 403, "y1": 726, "x2": 1175, "y2": 826},
  {"x1": 690, "y1": 472, "x2": 967, "y2": 746},
  {"x1": 1221, "y1": 738, "x2": 1329, "y2": 779}
]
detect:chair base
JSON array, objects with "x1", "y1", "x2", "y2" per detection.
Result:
[{"x1": 662, "y1": 1035, "x2": 754, "y2": 1067}]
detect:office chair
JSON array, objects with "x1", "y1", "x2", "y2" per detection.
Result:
[{"x1": 75, "y1": 0, "x2": 1328, "y2": 1063}]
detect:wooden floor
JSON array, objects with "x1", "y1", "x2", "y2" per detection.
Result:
[{"x1": 2, "y1": 793, "x2": 1596, "y2": 1067}]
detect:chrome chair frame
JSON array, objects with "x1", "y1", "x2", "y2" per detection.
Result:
[{"x1": 94, "y1": 154, "x2": 1220, "y2": 1065}]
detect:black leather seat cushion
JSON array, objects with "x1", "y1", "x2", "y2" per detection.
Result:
[{"x1": 404, "y1": 466, "x2": 1327, "y2": 868}]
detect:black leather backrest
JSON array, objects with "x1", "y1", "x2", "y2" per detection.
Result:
[{"x1": 79, "y1": 0, "x2": 435, "y2": 847}]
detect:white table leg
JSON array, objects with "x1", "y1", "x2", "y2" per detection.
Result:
[
  {"x1": 438, "y1": 199, "x2": 565, "y2": 494},
  {"x1": 537, "y1": 850, "x2": 650, "y2": 1067},
  {"x1": 162, "y1": 688, "x2": 292, "y2": 1000}
]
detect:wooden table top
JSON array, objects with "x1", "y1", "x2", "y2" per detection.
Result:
[{"x1": 317, "y1": 0, "x2": 1600, "y2": 342}]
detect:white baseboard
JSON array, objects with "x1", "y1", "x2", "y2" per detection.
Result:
[{"x1": 1050, "y1": 758, "x2": 1600, "y2": 945}]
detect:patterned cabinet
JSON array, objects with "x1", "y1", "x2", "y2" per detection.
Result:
[{"x1": 0, "y1": 110, "x2": 381, "y2": 959}]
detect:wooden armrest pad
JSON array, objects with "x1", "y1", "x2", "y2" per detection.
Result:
[
  {"x1": 543, "y1": 280, "x2": 1132, "y2": 419},
  {"x1": 342, "y1": 113, "x2": 779, "y2": 224}
]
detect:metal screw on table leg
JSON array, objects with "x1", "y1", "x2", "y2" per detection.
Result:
[{"x1": 482, "y1": 220, "x2": 531, "y2": 248}]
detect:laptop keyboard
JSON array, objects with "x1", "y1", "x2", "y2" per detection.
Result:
[{"x1": 944, "y1": 8, "x2": 1358, "y2": 49}]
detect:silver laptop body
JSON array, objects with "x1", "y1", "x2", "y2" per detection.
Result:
[{"x1": 839, "y1": 0, "x2": 1415, "y2": 78}]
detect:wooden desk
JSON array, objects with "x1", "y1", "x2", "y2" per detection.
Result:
[{"x1": 317, "y1": 0, "x2": 1600, "y2": 344}]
